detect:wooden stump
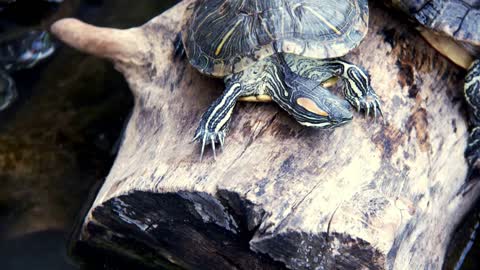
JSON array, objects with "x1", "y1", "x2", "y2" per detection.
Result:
[{"x1": 52, "y1": 1, "x2": 480, "y2": 269}]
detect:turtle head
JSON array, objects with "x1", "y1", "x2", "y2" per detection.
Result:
[
  {"x1": 18, "y1": 31, "x2": 55, "y2": 67},
  {"x1": 285, "y1": 82, "x2": 353, "y2": 128},
  {"x1": 274, "y1": 56, "x2": 353, "y2": 128},
  {"x1": 2, "y1": 31, "x2": 56, "y2": 71}
]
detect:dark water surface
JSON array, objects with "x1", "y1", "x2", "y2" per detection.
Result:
[
  {"x1": 0, "y1": 1, "x2": 175, "y2": 269},
  {"x1": 0, "y1": 0, "x2": 479, "y2": 270}
]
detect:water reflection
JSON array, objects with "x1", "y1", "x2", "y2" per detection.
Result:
[
  {"x1": 0, "y1": 0, "x2": 175, "y2": 269},
  {"x1": 0, "y1": 30, "x2": 56, "y2": 111},
  {"x1": 1, "y1": 230, "x2": 77, "y2": 270}
]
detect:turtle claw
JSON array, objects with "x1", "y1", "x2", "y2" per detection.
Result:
[
  {"x1": 218, "y1": 134, "x2": 225, "y2": 151},
  {"x1": 200, "y1": 135, "x2": 206, "y2": 161},
  {"x1": 371, "y1": 99, "x2": 384, "y2": 123},
  {"x1": 353, "y1": 93, "x2": 384, "y2": 123},
  {"x1": 211, "y1": 135, "x2": 217, "y2": 160},
  {"x1": 354, "y1": 99, "x2": 361, "y2": 112},
  {"x1": 193, "y1": 127, "x2": 226, "y2": 160}
]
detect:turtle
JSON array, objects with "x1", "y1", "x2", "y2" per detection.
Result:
[
  {"x1": 0, "y1": 30, "x2": 55, "y2": 110},
  {"x1": 384, "y1": 0, "x2": 480, "y2": 177},
  {"x1": 177, "y1": 0, "x2": 383, "y2": 159},
  {"x1": 0, "y1": 0, "x2": 63, "y2": 110}
]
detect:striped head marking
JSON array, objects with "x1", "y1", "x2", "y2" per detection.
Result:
[
  {"x1": 294, "y1": 89, "x2": 353, "y2": 128},
  {"x1": 278, "y1": 57, "x2": 353, "y2": 128}
]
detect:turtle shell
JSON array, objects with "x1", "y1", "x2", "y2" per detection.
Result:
[
  {"x1": 393, "y1": 0, "x2": 480, "y2": 47},
  {"x1": 182, "y1": 0, "x2": 368, "y2": 77}
]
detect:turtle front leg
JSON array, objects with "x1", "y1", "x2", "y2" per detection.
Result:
[
  {"x1": 319, "y1": 59, "x2": 383, "y2": 119},
  {"x1": 464, "y1": 59, "x2": 480, "y2": 177},
  {"x1": 194, "y1": 79, "x2": 244, "y2": 160}
]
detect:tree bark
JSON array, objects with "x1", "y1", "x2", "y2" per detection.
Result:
[{"x1": 52, "y1": 1, "x2": 480, "y2": 269}]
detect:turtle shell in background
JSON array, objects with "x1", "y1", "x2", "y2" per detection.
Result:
[{"x1": 388, "y1": 0, "x2": 480, "y2": 48}]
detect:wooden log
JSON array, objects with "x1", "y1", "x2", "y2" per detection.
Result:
[{"x1": 52, "y1": 1, "x2": 480, "y2": 269}]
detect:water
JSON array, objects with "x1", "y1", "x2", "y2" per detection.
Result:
[{"x1": 0, "y1": 0, "x2": 175, "y2": 269}]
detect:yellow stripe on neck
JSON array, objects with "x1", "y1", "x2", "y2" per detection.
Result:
[{"x1": 239, "y1": 95, "x2": 273, "y2": 102}]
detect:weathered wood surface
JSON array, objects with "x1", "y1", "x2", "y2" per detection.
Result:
[{"x1": 52, "y1": 1, "x2": 480, "y2": 269}]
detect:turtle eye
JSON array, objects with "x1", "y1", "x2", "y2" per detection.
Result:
[{"x1": 238, "y1": 10, "x2": 249, "y2": 16}]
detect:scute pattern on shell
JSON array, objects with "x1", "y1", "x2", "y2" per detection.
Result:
[
  {"x1": 396, "y1": 0, "x2": 480, "y2": 46},
  {"x1": 183, "y1": 0, "x2": 368, "y2": 77}
]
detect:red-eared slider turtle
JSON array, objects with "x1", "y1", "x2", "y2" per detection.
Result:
[
  {"x1": 385, "y1": 0, "x2": 480, "y2": 176},
  {"x1": 177, "y1": 0, "x2": 383, "y2": 158},
  {"x1": 0, "y1": 30, "x2": 55, "y2": 110},
  {"x1": 0, "y1": 0, "x2": 64, "y2": 110}
]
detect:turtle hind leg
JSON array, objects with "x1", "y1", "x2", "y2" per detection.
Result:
[
  {"x1": 173, "y1": 32, "x2": 185, "y2": 60},
  {"x1": 464, "y1": 59, "x2": 480, "y2": 178},
  {"x1": 315, "y1": 59, "x2": 383, "y2": 121},
  {"x1": 194, "y1": 78, "x2": 244, "y2": 160},
  {"x1": 466, "y1": 127, "x2": 480, "y2": 179}
]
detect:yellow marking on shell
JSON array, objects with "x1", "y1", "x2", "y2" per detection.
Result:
[
  {"x1": 215, "y1": 20, "x2": 243, "y2": 56},
  {"x1": 303, "y1": 6, "x2": 341, "y2": 35},
  {"x1": 239, "y1": 95, "x2": 273, "y2": 102},
  {"x1": 297, "y1": 97, "x2": 329, "y2": 116}
]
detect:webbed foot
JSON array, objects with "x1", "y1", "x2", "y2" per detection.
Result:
[
  {"x1": 193, "y1": 125, "x2": 226, "y2": 160},
  {"x1": 349, "y1": 91, "x2": 384, "y2": 121}
]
